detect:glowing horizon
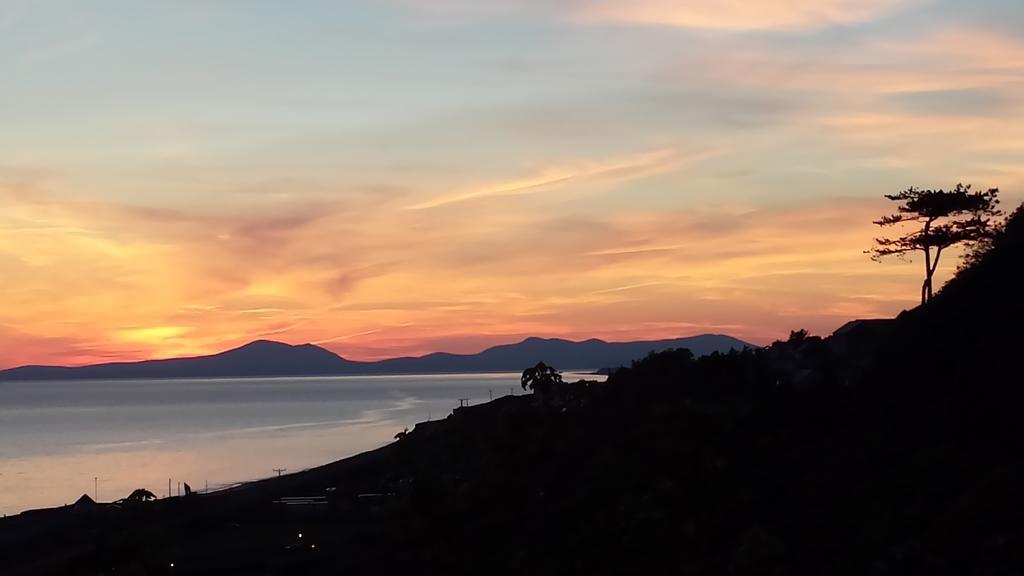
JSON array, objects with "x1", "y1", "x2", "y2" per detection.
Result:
[{"x1": 1, "y1": 1, "x2": 1021, "y2": 368}]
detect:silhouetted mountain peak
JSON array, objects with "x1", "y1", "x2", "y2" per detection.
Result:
[
  {"x1": 229, "y1": 339, "x2": 293, "y2": 352},
  {"x1": 222, "y1": 339, "x2": 341, "y2": 357},
  {"x1": 519, "y1": 336, "x2": 570, "y2": 344},
  {"x1": 0, "y1": 334, "x2": 755, "y2": 381},
  {"x1": 0, "y1": 339, "x2": 350, "y2": 381}
]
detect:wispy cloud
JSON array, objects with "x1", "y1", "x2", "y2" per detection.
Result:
[
  {"x1": 406, "y1": 148, "x2": 685, "y2": 210},
  {"x1": 693, "y1": 27, "x2": 1024, "y2": 95},
  {"x1": 589, "y1": 281, "x2": 665, "y2": 295},
  {"x1": 255, "y1": 323, "x2": 305, "y2": 338},
  {"x1": 400, "y1": 0, "x2": 924, "y2": 31},
  {"x1": 311, "y1": 329, "x2": 382, "y2": 345},
  {"x1": 639, "y1": 25, "x2": 1024, "y2": 183},
  {"x1": 573, "y1": 0, "x2": 925, "y2": 31}
]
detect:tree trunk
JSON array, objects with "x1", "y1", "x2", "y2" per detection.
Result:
[
  {"x1": 919, "y1": 222, "x2": 936, "y2": 305},
  {"x1": 921, "y1": 246, "x2": 932, "y2": 305},
  {"x1": 927, "y1": 246, "x2": 943, "y2": 303}
]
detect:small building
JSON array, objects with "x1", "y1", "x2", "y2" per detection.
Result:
[{"x1": 72, "y1": 494, "x2": 97, "y2": 514}]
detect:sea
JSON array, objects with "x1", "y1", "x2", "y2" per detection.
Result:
[{"x1": 0, "y1": 372, "x2": 600, "y2": 517}]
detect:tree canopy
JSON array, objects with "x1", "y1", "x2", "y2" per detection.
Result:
[
  {"x1": 521, "y1": 362, "x2": 563, "y2": 399},
  {"x1": 869, "y1": 184, "x2": 1001, "y2": 304},
  {"x1": 123, "y1": 488, "x2": 157, "y2": 502}
]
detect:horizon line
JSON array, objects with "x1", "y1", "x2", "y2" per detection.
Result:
[{"x1": 0, "y1": 331, "x2": 759, "y2": 372}]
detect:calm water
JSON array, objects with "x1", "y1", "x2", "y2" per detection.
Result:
[{"x1": 0, "y1": 372, "x2": 598, "y2": 516}]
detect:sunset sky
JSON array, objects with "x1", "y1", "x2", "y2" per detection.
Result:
[{"x1": 1, "y1": 0, "x2": 1022, "y2": 367}]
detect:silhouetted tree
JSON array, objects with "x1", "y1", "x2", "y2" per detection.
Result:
[
  {"x1": 869, "y1": 184, "x2": 1001, "y2": 304},
  {"x1": 123, "y1": 488, "x2": 157, "y2": 503},
  {"x1": 521, "y1": 361, "x2": 563, "y2": 401},
  {"x1": 787, "y1": 329, "x2": 810, "y2": 345}
]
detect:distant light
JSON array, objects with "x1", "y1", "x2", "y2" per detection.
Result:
[
  {"x1": 311, "y1": 544, "x2": 316, "y2": 550},
  {"x1": 170, "y1": 563, "x2": 175, "y2": 568},
  {"x1": 298, "y1": 533, "x2": 303, "y2": 538}
]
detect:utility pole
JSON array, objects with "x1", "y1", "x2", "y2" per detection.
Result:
[
  {"x1": 458, "y1": 398, "x2": 469, "y2": 408},
  {"x1": 273, "y1": 468, "x2": 287, "y2": 477},
  {"x1": 94, "y1": 477, "x2": 98, "y2": 502},
  {"x1": 489, "y1": 389, "x2": 493, "y2": 401},
  {"x1": 168, "y1": 478, "x2": 171, "y2": 499}
]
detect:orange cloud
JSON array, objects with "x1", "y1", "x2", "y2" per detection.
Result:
[
  {"x1": 640, "y1": 26, "x2": 1024, "y2": 192},
  {"x1": 575, "y1": 0, "x2": 922, "y2": 31},
  {"x1": 692, "y1": 27, "x2": 1024, "y2": 95},
  {"x1": 401, "y1": 0, "x2": 923, "y2": 31},
  {"x1": 0, "y1": 163, "x2": 975, "y2": 369}
]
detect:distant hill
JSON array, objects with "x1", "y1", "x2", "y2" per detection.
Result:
[
  {"x1": 0, "y1": 334, "x2": 753, "y2": 381},
  {"x1": 360, "y1": 335, "x2": 753, "y2": 374},
  {"x1": 0, "y1": 340, "x2": 354, "y2": 381}
]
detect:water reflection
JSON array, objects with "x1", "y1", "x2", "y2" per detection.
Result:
[
  {"x1": 1, "y1": 419, "x2": 399, "y2": 515},
  {"x1": 0, "y1": 372, "x2": 600, "y2": 516}
]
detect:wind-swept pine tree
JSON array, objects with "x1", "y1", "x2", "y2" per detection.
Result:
[{"x1": 869, "y1": 184, "x2": 1001, "y2": 304}]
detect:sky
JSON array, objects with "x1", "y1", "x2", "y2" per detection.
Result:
[{"x1": 1, "y1": 0, "x2": 1022, "y2": 367}]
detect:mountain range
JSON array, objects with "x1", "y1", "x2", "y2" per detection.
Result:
[{"x1": 0, "y1": 334, "x2": 753, "y2": 381}]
